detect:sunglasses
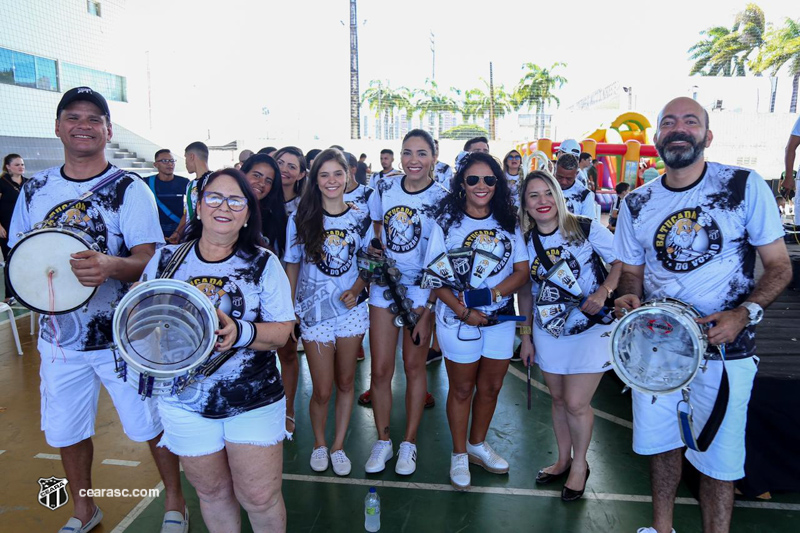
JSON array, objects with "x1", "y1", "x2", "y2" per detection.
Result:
[
  {"x1": 202, "y1": 192, "x2": 248, "y2": 211},
  {"x1": 507, "y1": 155, "x2": 521, "y2": 160},
  {"x1": 465, "y1": 175, "x2": 497, "y2": 187}
]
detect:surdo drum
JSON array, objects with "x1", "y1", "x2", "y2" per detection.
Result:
[
  {"x1": 610, "y1": 298, "x2": 708, "y2": 395},
  {"x1": 112, "y1": 279, "x2": 219, "y2": 398}
]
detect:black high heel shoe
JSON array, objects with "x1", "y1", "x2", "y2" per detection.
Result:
[
  {"x1": 561, "y1": 465, "x2": 590, "y2": 502},
  {"x1": 535, "y1": 463, "x2": 571, "y2": 485}
]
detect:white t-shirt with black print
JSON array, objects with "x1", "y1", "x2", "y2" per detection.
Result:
[
  {"x1": 372, "y1": 175, "x2": 449, "y2": 286},
  {"x1": 576, "y1": 168, "x2": 589, "y2": 188},
  {"x1": 142, "y1": 245, "x2": 294, "y2": 419},
  {"x1": 284, "y1": 207, "x2": 373, "y2": 325},
  {"x1": 506, "y1": 172, "x2": 522, "y2": 211},
  {"x1": 562, "y1": 180, "x2": 596, "y2": 219},
  {"x1": 425, "y1": 213, "x2": 528, "y2": 328},
  {"x1": 344, "y1": 183, "x2": 380, "y2": 235},
  {"x1": 614, "y1": 162, "x2": 784, "y2": 357},
  {"x1": 528, "y1": 218, "x2": 616, "y2": 336},
  {"x1": 435, "y1": 161, "x2": 453, "y2": 188},
  {"x1": 9, "y1": 164, "x2": 164, "y2": 351},
  {"x1": 284, "y1": 196, "x2": 300, "y2": 217}
]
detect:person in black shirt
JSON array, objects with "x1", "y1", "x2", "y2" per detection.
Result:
[
  {"x1": 356, "y1": 153, "x2": 369, "y2": 185},
  {"x1": 0, "y1": 153, "x2": 26, "y2": 302}
]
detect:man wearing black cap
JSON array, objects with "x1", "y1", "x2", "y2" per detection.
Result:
[{"x1": 8, "y1": 87, "x2": 188, "y2": 533}]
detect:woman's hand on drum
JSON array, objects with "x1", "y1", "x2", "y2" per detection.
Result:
[
  {"x1": 214, "y1": 308, "x2": 237, "y2": 352},
  {"x1": 696, "y1": 308, "x2": 750, "y2": 345},
  {"x1": 339, "y1": 289, "x2": 358, "y2": 310},
  {"x1": 614, "y1": 294, "x2": 641, "y2": 319},
  {"x1": 519, "y1": 335, "x2": 535, "y2": 367},
  {"x1": 70, "y1": 250, "x2": 114, "y2": 287},
  {"x1": 581, "y1": 288, "x2": 607, "y2": 315}
]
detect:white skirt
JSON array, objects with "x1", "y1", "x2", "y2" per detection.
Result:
[{"x1": 533, "y1": 321, "x2": 613, "y2": 375}]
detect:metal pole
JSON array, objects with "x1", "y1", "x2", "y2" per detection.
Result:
[
  {"x1": 489, "y1": 62, "x2": 496, "y2": 140},
  {"x1": 430, "y1": 31, "x2": 435, "y2": 80},
  {"x1": 349, "y1": 0, "x2": 361, "y2": 139}
]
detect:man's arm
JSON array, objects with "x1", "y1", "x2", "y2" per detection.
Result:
[
  {"x1": 614, "y1": 263, "x2": 645, "y2": 317},
  {"x1": 70, "y1": 243, "x2": 156, "y2": 286},
  {"x1": 785, "y1": 135, "x2": 800, "y2": 192}
]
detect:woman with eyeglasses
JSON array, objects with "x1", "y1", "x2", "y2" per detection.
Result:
[
  {"x1": 423, "y1": 151, "x2": 529, "y2": 491},
  {"x1": 273, "y1": 146, "x2": 308, "y2": 437},
  {"x1": 141, "y1": 168, "x2": 295, "y2": 531},
  {"x1": 364, "y1": 129, "x2": 448, "y2": 477},
  {"x1": 241, "y1": 154, "x2": 288, "y2": 258},
  {"x1": 502, "y1": 149, "x2": 524, "y2": 211},
  {"x1": 284, "y1": 149, "x2": 372, "y2": 476},
  {"x1": 517, "y1": 170, "x2": 621, "y2": 502},
  {"x1": 1, "y1": 153, "x2": 27, "y2": 302}
]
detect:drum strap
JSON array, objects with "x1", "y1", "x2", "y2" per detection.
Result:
[
  {"x1": 41, "y1": 169, "x2": 127, "y2": 226},
  {"x1": 159, "y1": 239, "x2": 198, "y2": 279},
  {"x1": 677, "y1": 346, "x2": 730, "y2": 452}
]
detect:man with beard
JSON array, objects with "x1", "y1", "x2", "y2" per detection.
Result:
[{"x1": 613, "y1": 97, "x2": 791, "y2": 533}]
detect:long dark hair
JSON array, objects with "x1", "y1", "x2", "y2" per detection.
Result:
[
  {"x1": 184, "y1": 168, "x2": 265, "y2": 256},
  {"x1": 293, "y1": 149, "x2": 349, "y2": 263},
  {"x1": 274, "y1": 146, "x2": 308, "y2": 196},
  {"x1": 2, "y1": 153, "x2": 22, "y2": 179},
  {"x1": 241, "y1": 154, "x2": 287, "y2": 256},
  {"x1": 436, "y1": 151, "x2": 516, "y2": 233}
]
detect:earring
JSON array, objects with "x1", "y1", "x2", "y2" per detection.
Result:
[
  {"x1": 458, "y1": 188, "x2": 466, "y2": 199},
  {"x1": 244, "y1": 222, "x2": 248, "y2": 228}
]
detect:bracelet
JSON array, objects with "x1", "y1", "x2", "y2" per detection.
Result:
[
  {"x1": 233, "y1": 319, "x2": 256, "y2": 348},
  {"x1": 519, "y1": 325, "x2": 532, "y2": 336},
  {"x1": 425, "y1": 300, "x2": 436, "y2": 311},
  {"x1": 602, "y1": 284, "x2": 613, "y2": 298},
  {"x1": 460, "y1": 307, "x2": 471, "y2": 322}
]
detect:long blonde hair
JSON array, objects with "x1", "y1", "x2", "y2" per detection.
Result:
[{"x1": 520, "y1": 170, "x2": 585, "y2": 244}]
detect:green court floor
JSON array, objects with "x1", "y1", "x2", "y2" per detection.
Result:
[{"x1": 120, "y1": 339, "x2": 800, "y2": 532}]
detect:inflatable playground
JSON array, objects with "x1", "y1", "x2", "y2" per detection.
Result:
[{"x1": 516, "y1": 112, "x2": 664, "y2": 212}]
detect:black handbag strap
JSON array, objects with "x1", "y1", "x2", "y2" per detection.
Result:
[{"x1": 530, "y1": 229, "x2": 555, "y2": 273}]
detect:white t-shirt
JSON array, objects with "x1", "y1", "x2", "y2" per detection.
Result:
[
  {"x1": 142, "y1": 244, "x2": 294, "y2": 418},
  {"x1": 184, "y1": 171, "x2": 212, "y2": 221},
  {"x1": 284, "y1": 207, "x2": 373, "y2": 324},
  {"x1": 528, "y1": 218, "x2": 616, "y2": 336},
  {"x1": 505, "y1": 172, "x2": 522, "y2": 211},
  {"x1": 562, "y1": 180, "x2": 597, "y2": 219},
  {"x1": 576, "y1": 168, "x2": 589, "y2": 188},
  {"x1": 372, "y1": 175, "x2": 449, "y2": 286},
  {"x1": 344, "y1": 183, "x2": 381, "y2": 228},
  {"x1": 284, "y1": 196, "x2": 300, "y2": 217},
  {"x1": 9, "y1": 164, "x2": 164, "y2": 351},
  {"x1": 425, "y1": 212, "x2": 527, "y2": 327},
  {"x1": 435, "y1": 161, "x2": 453, "y2": 187},
  {"x1": 614, "y1": 162, "x2": 784, "y2": 357}
]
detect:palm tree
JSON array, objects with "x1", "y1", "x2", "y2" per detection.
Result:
[
  {"x1": 688, "y1": 3, "x2": 765, "y2": 76},
  {"x1": 361, "y1": 80, "x2": 390, "y2": 139},
  {"x1": 751, "y1": 17, "x2": 800, "y2": 112},
  {"x1": 460, "y1": 82, "x2": 515, "y2": 138},
  {"x1": 413, "y1": 79, "x2": 460, "y2": 138},
  {"x1": 514, "y1": 62, "x2": 567, "y2": 138}
]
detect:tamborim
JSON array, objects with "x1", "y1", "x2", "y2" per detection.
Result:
[
  {"x1": 112, "y1": 279, "x2": 218, "y2": 398},
  {"x1": 610, "y1": 298, "x2": 708, "y2": 395},
  {"x1": 5, "y1": 226, "x2": 99, "y2": 314}
]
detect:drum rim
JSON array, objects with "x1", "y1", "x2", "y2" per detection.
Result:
[
  {"x1": 112, "y1": 278, "x2": 219, "y2": 378},
  {"x1": 610, "y1": 299, "x2": 706, "y2": 395},
  {"x1": 5, "y1": 227, "x2": 98, "y2": 315}
]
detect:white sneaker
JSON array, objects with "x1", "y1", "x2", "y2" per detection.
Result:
[
  {"x1": 330, "y1": 449, "x2": 352, "y2": 476},
  {"x1": 450, "y1": 453, "x2": 471, "y2": 491},
  {"x1": 59, "y1": 506, "x2": 103, "y2": 533},
  {"x1": 395, "y1": 441, "x2": 417, "y2": 476},
  {"x1": 310, "y1": 446, "x2": 329, "y2": 472},
  {"x1": 160, "y1": 507, "x2": 189, "y2": 533},
  {"x1": 365, "y1": 440, "x2": 393, "y2": 473},
  {"x1": 467, "y1": 441, "x2": 509, "y2": 474},
  {"x1": 637, "y1": 528, "x2": 676, "y2": 533}
]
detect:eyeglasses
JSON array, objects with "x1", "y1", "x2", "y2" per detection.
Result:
[
  {"x1": 507, "y1": 155, "x2": 521, "y2": 160},
  {"x1": 156, "y1": 159, "x2": 177, "y2": 164},
  {"x1": 202, "y1": 192, "x2": 248, "y2": 211},
  {"x1": 465, "y1": 175, "x2": 497, "y2": 187}
]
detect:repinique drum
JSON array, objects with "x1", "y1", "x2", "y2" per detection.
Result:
[
  {"x1": 112, "y1": 279, "x2": 219, "y2": 398},
  {"x1": 5, "y1": 226, "x2": 99, "y2": 314},
  {"x1": 610, "y1": 298, "x2": 708, "y2": 395}
]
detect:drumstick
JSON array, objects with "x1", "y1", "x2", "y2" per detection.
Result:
[{"x1": 527, "y1": 363, "x2": 532, "y2": 410}]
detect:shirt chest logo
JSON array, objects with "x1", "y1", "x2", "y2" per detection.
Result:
[
  {"x1": 319, "y1": 229, "x2": 355, "y2": 277},
  {"x1": 653, "y1": 208, "x2": 723, "y2": 272},
  {"x1": 384, "y1": 206, "x2": 421, "y2": 253},
  {"x1": 531, "y1": 246, "x2": 580, "y2": 281},
  {"x1": 463, "y1": 229, "x2": 511, "y2": 275},
  {"x1": 189, "y1": 276, "x2": 246, "y2": 319}
]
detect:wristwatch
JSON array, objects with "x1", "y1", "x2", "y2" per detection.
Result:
[
  {"x1": 493, "y1": 288, "x2": 503, "y2": 303},
  {"x1": 425, "y1": 300, "x2": 436, "y2": 312},
  {"x1": 740, "y1": 302, "x2": 764, "y2": 325}
]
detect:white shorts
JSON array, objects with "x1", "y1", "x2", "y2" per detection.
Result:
[
  {"x1": 632, "y1": 356, "x2": 758, "y2": 481},
  {"x1": 436, "y1": 318, "x2": 515, "y2": 364},
  {"x1": 37, "y1": 340, "x2": 162, "y2": 448},
  {"x1": 157, "y1": 397, "x2": 287, "y2": 457},
  {"x1": 300, "y1": 302, "x2": 369, "y2": 344},
  {"x1": 369, "y1": 283, "x2": 429, "y2": 310}
]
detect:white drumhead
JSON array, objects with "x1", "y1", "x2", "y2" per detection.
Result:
[
  {"x1": 610, "y1": 300, "x2": 706, "y2": 395},
  {"x1": 7, "y1": 228, "x2": 96, "y2": 314},
  {"x1": 113, "y1": 279, "x2": 218, "y2": 379}
]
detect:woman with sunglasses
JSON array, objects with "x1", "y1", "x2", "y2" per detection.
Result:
[
  {"x1": 273, "y1": 146, "x2": 308, "y2": 436},
  {"x1": 241, "y1": 154, "x2": 287, "y2": 257},
  {"x1": 424, "y1": 151, "x2": 528, "y2": 490},
  {"x1": 502, "y1": 149, "x2": 524, "y2": 210},
  {"x1": 141, "y1": 168, "x2": 295, "y2": 531},
  {"x1": 517, "y1": 170, "x2": 621, "y2": 502},
  {"x1": 284, "y1": 149, "x2": 372, "y2": 476},
  {"x1": 365, "y1": 129, "x2": 448, "y2": 476}
]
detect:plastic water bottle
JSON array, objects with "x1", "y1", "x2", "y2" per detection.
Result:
[{"x1": 364, "y1": 487, "x2": 380, "y2": 532}]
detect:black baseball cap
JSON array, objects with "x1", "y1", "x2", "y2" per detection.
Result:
[{"x1": 56, "y1": 86, "x2": 111, "y2": 120}]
